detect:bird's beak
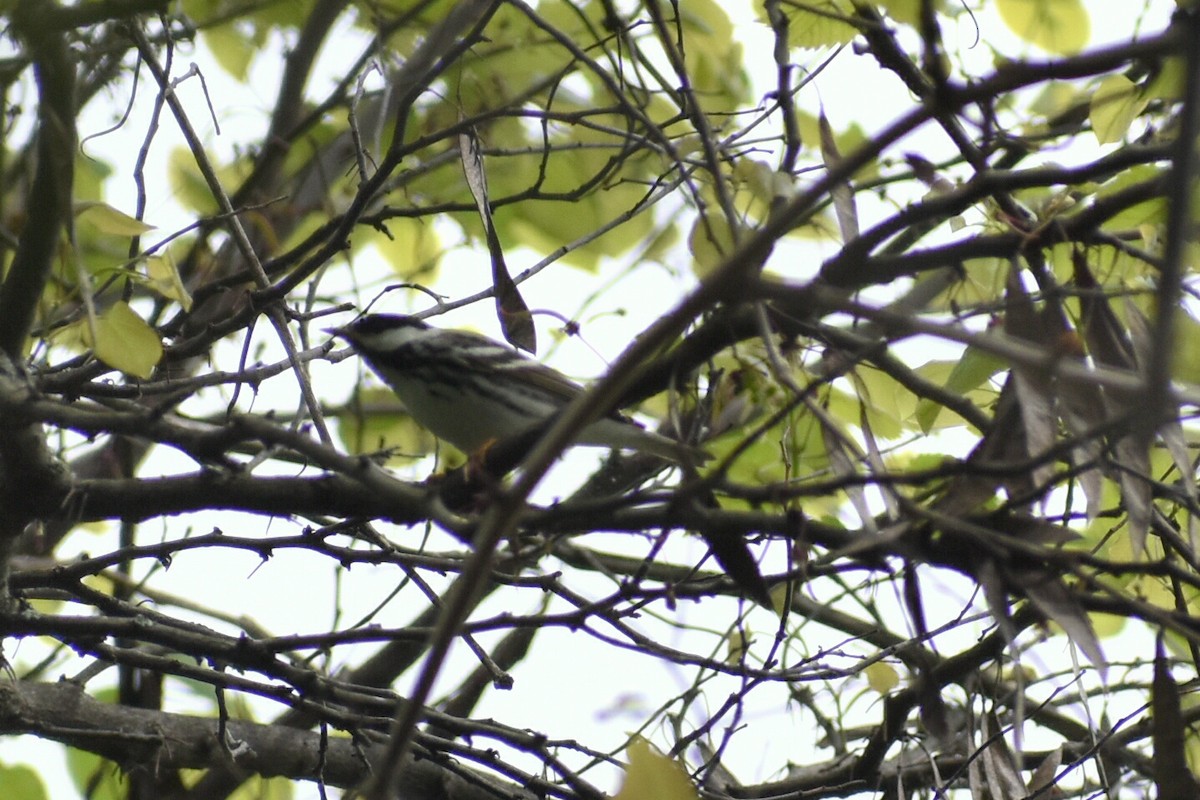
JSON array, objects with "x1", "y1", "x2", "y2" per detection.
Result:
[{"x1": 324, "y1": 327, "x2": 356, "y2": 351}]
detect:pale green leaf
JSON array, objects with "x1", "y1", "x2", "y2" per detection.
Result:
[
  {"x1": 1028, "y1": 81, "x2": 1084, "y2": 119},
  {"x1": 145, "y1": 254, "x2": 193, "y2": 311},
  {"x1": 915, "y1": 348, "x2": 1005, "y2": 432},
  {"x1": 227, "y1": 775, "x2": 295, "y2": 800},
  {"x1": 74, "y1": 157, "x2": 113, "y2": 203},
  {"x1": 845, "y1": 365, "x2": 913, "y2": 440},
  {"x1": 167, "y1": 147, "x2": 251, "y2": 216},
  {"x1": 169, "y1": 146, "x2": 217, "y2": 214},
  {"x1": 66, "y1": 748, "x2": 123, "y2": 800},
  {"x1": 384, "y1": 217, "x2": 443, "y2": 278},
  {"x1": 865, "y1": 660, "x2": 900, "y2": 694},
  {"x1": 768, "y1": 584, "x2": 792, "y2": 616},
  {"x1": 488, "y1": 119, "x2": 658, "y2": 269},
  {"x1": 75, "y1": 201, "x2": 155, "y2": 236},
  {"x1": 614, "y1": 737, "x2": 698, "y2": 800},
  {"x1": 725, "y1": 625, "x2": 751, "y2": 664},
  {"x1": 641, "y1": 224, "x2": 681, "y2": 266},
  {"x1": 1089, "y1": 74, "x2": 1149, "y2": 144},
  {"x1": 336, "y1": 386, "x2": 446, "y2": 464},
  {"x1": 82, "y1": 302, "x2": 164, "y2": 380},
  {"x1": 202, "y1": 23, "x2": 256, "y2": 81},
  {"x1": 878, "y1": 0, "x2": 924, "y2": 26},
  {"x1": 678, "y1": 0, "x2": 751, "y2": 112},
  {"x1": 731, "y1": 158, "x2": 781, "y2": 222},
  {"x1": 1146, "y1": 57, "x2": 1185, "y2": 101},
  {"x1": 0, "y1": 764, "x2": 48, "y2": 800},
  {"x1": 756, "y1": 0, "x2": 858, "y2": 49},
  {"x1": 1087, "y1": 164, "x2": 1167, "y2": 229},
  {"x1": 1172, "y1": 313, "x2": 1200, "y2": 386},
  {"x1": 996, "y1": 0, "x2": 1090, "y2": 55},
  {"x1": 688, "y1": 211, "x2": 738, "y2": 277}
]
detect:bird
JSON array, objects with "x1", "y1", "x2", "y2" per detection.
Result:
[
  {"x1": 331, "y1": 314, "x2": 771, "y2": 606},
  {"x1": 328, "y1": 313, "x2": 707, "y2": 463}
]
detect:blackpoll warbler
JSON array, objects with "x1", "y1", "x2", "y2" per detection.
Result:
[{"x1": 329, "y1": 314, "x2": 705, "y2": 463}]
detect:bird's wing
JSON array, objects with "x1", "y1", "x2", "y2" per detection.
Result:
[
  {"x1": 511, "y1": 358, "x2": 587, "y2": 403},
  {"x1": 517, "y1": 358, "x2": 651, "y2": 428},
  {"x1": 488, "y1": 335, "x2": 641, "y2": 424}
]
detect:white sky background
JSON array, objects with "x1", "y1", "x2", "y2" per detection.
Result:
[{"x1": 2, "y1": 1, "x2": 1180, "y2": 798}]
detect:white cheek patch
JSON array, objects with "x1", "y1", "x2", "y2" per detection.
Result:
[{"x1": 363, "y1": 324, "x2": 432, "y2": 351}]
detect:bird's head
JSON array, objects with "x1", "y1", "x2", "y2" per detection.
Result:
[{"x1": 327, "y1": 313, "x2": 431, "y2": 354}]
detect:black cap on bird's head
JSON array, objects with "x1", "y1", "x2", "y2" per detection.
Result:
[{"x1": 327, "y1": 314, "x2": 431, "y2": 351}]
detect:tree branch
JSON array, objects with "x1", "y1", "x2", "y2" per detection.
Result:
[{"x1": 0, "y1": 680, "x2": 536, "y2": 799}]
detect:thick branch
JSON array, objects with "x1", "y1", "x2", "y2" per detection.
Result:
[
  {"x1": 0, "y1": 680, "x2": 534, "y2": 799},
  {"x1": 0, "y1": 1, "x2": 77, "y2": 359},
  {"x1": 69, "y1": 472, "x2": 426, "y2": 526}
]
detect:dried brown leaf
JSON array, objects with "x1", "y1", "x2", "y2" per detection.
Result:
[
  {"x1": 459, "y1": 127, "x2": 535, "y2": 353},
  {"x1": 820, "y1": 420, "x2": 875, "y2": 533},
  {"x1": 981, "y1": 713, "x2": 1025, "y2": 800},
  {"x1": 1004, "y1": 265, "x2": 1058, "y2": 500},
  {"x1": 1015, "y1": 566, "x2": 1105, "y2": 674},
  {"x1": 1027, "y1": 745, "x2": 1063, "y2": 796},
  {"x1": 999, "y1": 513, "x2": 1080, "y2": 546},
  {"x1": 1074, "y1": 254, "x2": 1136, "y2": 371},
  {"x1": 935, "y1": 376, "x2": 1030, "y2": 517},
  {"x1": 1153, "y1": 640, "x2": 1200, "y2": 799},
  {"x1": 819, "y1": 110, "x2": 859, "y2": 242},
  {"x1": 977, "y1": 559, "x2": 1017, "y2": 648},
  {"x1": 1073, "y1": 257, "x2": 1152, "y2": 551}
]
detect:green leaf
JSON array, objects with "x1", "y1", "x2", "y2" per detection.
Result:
[
  {"x1": 710, "y1": 395, "x2": 835, "y2": 514},
  {"x1": 168, "y1": 147, "x2": 251, "y2": 216},
  {"x1": 74, "y1": 157, "x2": 113, "y2": 203},
  {"x1": 688, "y1": 210, "x2": 739, "y2": 277},
  {"x1": 473, "y1": 114, "x2": 658, "y2": 269},
  {"x1": 733, "y1": 158, "x2": 789, "y2": 219},
  {"x1": 996, "y1": 0, "x2": 1090, "y2": 55},
  {"x1": 877, "y1": 0, "x2": 929, "y2": 26},
  {"x1": 75, "y1": 201, "x2": 155, "y2": 236},
  {"x1": 846, "y1": 365, "x2": 914, "y2": 440},
  {"x1": 865, "y1": 660, "x2": 899, "y2": 694},
  {"x1": 335, "y1": 386, "x2": 447, "y2": 464},
  {"x1": 433, "y1": 18, "x2": 569, "y2": 112},
  {"x1": 1171, "y1": 312, "x2": 1200, "y2": 386},
  {"x1": 202, "y1": 21, "x2": 261, "y2": 81},
  {"x1": 755, "y1": 0, "x2": 858, "y2": 50},
  {"x1": 1146, "y1": 57, "x2": 1185, "y2": 102},
  {"x1": 145, "y1": 254, "x2": 194, "y2": 311},
  {"x1": 725, "y1": 625, "x2": 752, "y2": 664},
  {"x1": 1085, "y1": 164, "x2": 1167, "y2": 229},
  {"x1": 0, "y1": 763, "x2": 48, "y2": 800},
  {"x1": 227, "y1": 775, "x2": 295, "y2": 800},
  {"x1": 66, "y1": 748, "x2": 123, "y2": 800},
  {"x1": 81, "y1": 302, "x2": 164, "y2": 380},
  {"x1": 614, "y1": 737, "x2": 698, "y2": 800},
  {"x1": 1028, "y1": 81, "x2": 1085, "y2": 120},
  {"x1": 377, "y1": 217, "x2": 443, "y2": 279},
  {"x1": 915, "y1": 348, "x2": 1005, "y2": 432},
  {"x1": 169, "y1": 146, "x2": 217, "y2": 214},
  {"x1": 641, "y1": 224, "x2": 681, "y2": 266},
  {"x1": 676, "y1": 0, "x2": 751, "y2": 113},
  {"x1": 1089, "y1": 74, "x2": 1149, "y2": 144}
]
